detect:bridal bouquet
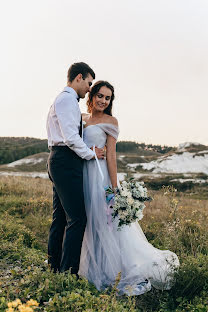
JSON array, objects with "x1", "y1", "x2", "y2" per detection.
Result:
[{"x1": 105, "y1": 179, "x2": 152, "y2": 229}]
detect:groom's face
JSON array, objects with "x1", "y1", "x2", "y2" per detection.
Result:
[{"x1": 78, "y1": 74, "x2": 94, "y2": 99}]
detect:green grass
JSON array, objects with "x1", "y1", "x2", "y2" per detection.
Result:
[{"x1": 0, "y1": 177, "x2": 208, "y2": 311}]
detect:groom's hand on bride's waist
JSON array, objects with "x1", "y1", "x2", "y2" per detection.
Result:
[{"x1": 90, "y1": 146, "x2": 105, "y2": 159}]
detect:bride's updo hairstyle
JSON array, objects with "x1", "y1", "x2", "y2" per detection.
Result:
[{"x1": 87, "y1": 80, "x2": 115, "y2": 116}]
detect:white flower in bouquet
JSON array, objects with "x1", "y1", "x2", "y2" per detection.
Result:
[
  {"x1": 132, "y1": 188, "x2": 142, "y2": 198},
  {"x1": 138, "y1": 185, "x2": 145, "y2": 195},
  {"x1": 122, "y1": 181, "x2": 128, "y2": 187},
  {"x1": 136, "y1": 209, "x2": 144, "y2": 220},
  {"x1": 105, "y1": 178, "x2": 152, "y2": 229},
  {"x1": 136, "y1": 181, "x2": 144, "y2": 186},
  {"x1": 120, "y1": 209, "x2": 129, "y2": 217},
  {"x1": 115, "y1": 196, "x2": 128, "y2": 208},
  {"x1": 120, "y1": 189, "x2": 131, "y2": 197},
  {"x1": 127, "y1": 196, "x2": 134, "y2": 205}
]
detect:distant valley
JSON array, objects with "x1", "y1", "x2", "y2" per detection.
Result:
[{"x1": 0, "y1": 138, "x2": 208, "y2": 195}]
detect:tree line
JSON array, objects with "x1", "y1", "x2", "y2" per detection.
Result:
[
  {"x1": 0, "y1": 137, "x2": 174, "y2": 165},
  {"x1": 116, "y1": 141, "x2": 174, "y2": 154},
  {"x1": 0, "y1": 137, "x2": 48, "y2": 164}
]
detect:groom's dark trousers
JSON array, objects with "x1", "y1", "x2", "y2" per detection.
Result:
[{"x1": 47, "y1": 145, "x2": 86, "y2": 273}]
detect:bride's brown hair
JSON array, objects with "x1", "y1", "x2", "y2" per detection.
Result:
[{"x1": 86, "y1": 80, "x2": 115, "y2": 116}]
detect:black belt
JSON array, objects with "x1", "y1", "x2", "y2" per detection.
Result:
[
  {"x1": 50, "y1": 146, "x2": 69, "y2": 151},
  {"x1": 49, "y1": 145, "x2": 82, "y2": 160}
]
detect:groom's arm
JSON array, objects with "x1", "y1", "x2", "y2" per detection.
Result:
[{"x1": 55, "y1": 94, "x2": 95, "y2": 160}]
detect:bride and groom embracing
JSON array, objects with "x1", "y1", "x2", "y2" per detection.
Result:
[{"x1": 46, "y1": 62, "x2": 179, "y2": 296}]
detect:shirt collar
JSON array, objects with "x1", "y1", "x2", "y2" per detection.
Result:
[{"x1": 63, "y1": 86, "x2": 80, "y2": 102}]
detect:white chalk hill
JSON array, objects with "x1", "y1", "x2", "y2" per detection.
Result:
[
  {"x1": 1, "y1": 143, "x2": 208, "y2": 180},
  {"x1": 0, "y1": 152, "x2": 49, "y2": 173},
  {"x1": 138, "y1": 143, "x2": 208, "y2": 175}
]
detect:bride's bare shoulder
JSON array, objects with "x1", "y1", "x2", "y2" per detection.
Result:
[{"x1": 105, "y1": 115, "x2": 118, "y2": 127}]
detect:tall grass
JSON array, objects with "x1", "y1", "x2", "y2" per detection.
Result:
[{"x1": 0, "y1": 176, "x2": 208, "y2": 311}]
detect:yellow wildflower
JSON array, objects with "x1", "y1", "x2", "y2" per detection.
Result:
[
  {"x1": 15, "y1": 299, "x2": 22, "y2": 305},
  {"x1": 18, "y1": 304, "x2": 29, "y2": 312},
  {"x1": 23, "y1": 307, "x2": 34, "y2": 312},
  {"x1": 6, "y1": 308, "x2": 14, "y2": 312},
  {"x1": 10, "y1": 299, "x2": 22, "y2": 307},
  {"x1": 19, "y1": 305, "x2": 34, "y2": 312},
  {"x1": 171, "y1": 199, "x2": 178, "y2": 205},
  {"x1": 18, "y1": 304, "x2": 25, "y2": 312},
  {"x1": 26, "y1": 299, "x2": 39, "y2": 307}
]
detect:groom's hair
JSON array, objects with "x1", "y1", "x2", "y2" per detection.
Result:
[{"x1": 67, "y1": 62, "x2": 95, "y2": 82}]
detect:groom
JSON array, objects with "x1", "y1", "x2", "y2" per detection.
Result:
[{"x1": 46, "y1": 62, "x2": 104, "y2": 275}]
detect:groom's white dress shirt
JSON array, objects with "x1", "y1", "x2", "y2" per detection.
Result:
[{"x1": 46, "y1": 86, "x2": 95, "y2": 160}]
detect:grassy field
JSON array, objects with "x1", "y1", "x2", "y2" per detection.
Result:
[{"x1": 0, "y1": 176, "x2": 208, "y2": 311}]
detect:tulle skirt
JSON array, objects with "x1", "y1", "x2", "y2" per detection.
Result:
[{"x1": 79, "y1": 159, "x2": 179, "y2": 295}]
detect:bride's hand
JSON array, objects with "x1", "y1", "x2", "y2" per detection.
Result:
[
  {"x1": 112, "y1": 186, "x2": 119, "y2": 194},
  {"x1": 91, "y1": 146, "x2": 105, "y2": 159}
]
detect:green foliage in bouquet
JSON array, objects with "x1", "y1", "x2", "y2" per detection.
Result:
[{"x1": 106, "y1": 179, "x2": 152, "y2": 229}]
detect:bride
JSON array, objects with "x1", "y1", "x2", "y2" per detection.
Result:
[{"x1": 79, "y1": 80, "x2": 179, "y2": 296}]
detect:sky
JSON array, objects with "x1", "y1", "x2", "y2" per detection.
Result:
[{"x1": 0, "y1": 0, "x2": 208, "y2": 147}]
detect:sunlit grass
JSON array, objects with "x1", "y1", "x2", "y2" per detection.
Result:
[{"x1": 0, "y1": 176, "x2": 208, "y2": 312}]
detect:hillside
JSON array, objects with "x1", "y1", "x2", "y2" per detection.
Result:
[
  {"x1": 1, "y1": 142, "x2": 208, "y2": 194},
  {"x1": 0, "y1": 137, "x2": 174, "y2": 165},
  {"x1": 0, "y1": 152, "x2": 49, "y2": 172},
  {"x1": 137, "y1": 143, "x2": 208, "y2": 175},
  {"x1": 116, "y1": 141, "x2": 175, "y2": 154},
  {"x1": 0, "y1": 137, "x2": 48, "y2": 164},
  {"x1": 140, "y1": 150, "x2": 208, "y2": 175},
  {"x1": 117, "y1": 143, "x2": 208, "y2": 174},
  {"x1": 118, "y1": 143, "x2": 208, "y2": 194}
]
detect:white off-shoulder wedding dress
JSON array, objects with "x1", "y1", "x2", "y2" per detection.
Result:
[{"x1": 79, "y1": 123, "x2": 179, "y2": 296}]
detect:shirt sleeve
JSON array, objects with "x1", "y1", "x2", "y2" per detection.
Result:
[{"x1": 55, "y1": 94, "x2": 95, "y2": 160}]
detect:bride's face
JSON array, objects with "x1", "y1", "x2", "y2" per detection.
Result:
[{"x1": 92, "y1": 86, "x2": 112, "y2": 112}]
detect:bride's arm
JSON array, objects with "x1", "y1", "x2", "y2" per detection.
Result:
[{"x1": 106, "y1": 135, "x2": 118, "y2": 190}]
